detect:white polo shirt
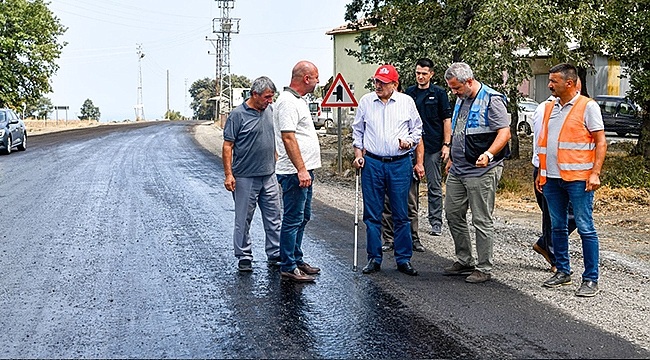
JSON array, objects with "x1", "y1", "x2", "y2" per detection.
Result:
[{"x1": 273, "y1": 87, "x2": 322, "y2": 174}]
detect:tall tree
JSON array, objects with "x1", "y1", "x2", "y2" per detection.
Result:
[
  {"x1": 26, "y1": 96, "x2": 52, "y2": 119},
  {"x1": 189, "y1": 74, "x2": 252, "y2": 120},
  {"x1": 0, "y1": 0, "x2": 66, "y2": 108},
  {"x1": 344, "y1": 0, "x2": 601, "y2": 159},
  {"x1": 602, "y1": 0, "x2": 650, "y2": 163},
  {"x1": 79, "y1": 99, "x2": 100, "y2": 120},
  {"x1": 189, "y1": 77, "x2": 216, "y2": 120}
]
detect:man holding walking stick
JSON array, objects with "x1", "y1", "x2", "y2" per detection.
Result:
[{"x1": 352, "y1": 64, "x2": 422, "y2": 276}]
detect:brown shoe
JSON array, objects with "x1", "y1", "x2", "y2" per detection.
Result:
[
  {"x1": 297, "y1": 262, "x2": 320, "y2": 275},
  {"x1": 533, "y1": 243, "x2": 553, "y2": 265},
  {"x1": 281, "y1": 268, "x2": 315, "y2": 282},
  {"x1": 465, "y1": 270, "x2": 491, "y2": 283}
]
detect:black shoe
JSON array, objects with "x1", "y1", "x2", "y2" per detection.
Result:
[
  {"x1": 575, "y1": 280, "x2": 600, "y2": 297},
  {"x1": 238, "y1": 259, "x2": 252, "y2": 272},
  {"x1": 412, "y1": 240, "x2": 425, "y2": 252},
  {"x1": 381, "y1": 242, "x2": 393, "y2": 252},
  {"x1": 428, "y1": 224, "x2": 442, "y2": 236},
  {"x1": 397, "y1": 261, "x2": 418, "y2": 276},
  {"x1": 267, "y1": 256, "x2": 281, "y2": 267},
  {"x1": 543, "y1": 272, "x2": 572, "y2": 288},
  {"x1": 362, "y1": 259, "x2": 381, "y2": 274}
]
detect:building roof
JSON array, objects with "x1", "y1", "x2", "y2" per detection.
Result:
[{"x1": 326, "y1": 21, "x2": 376, "y2": 35}]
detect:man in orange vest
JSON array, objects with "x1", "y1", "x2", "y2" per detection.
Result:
[{"x1": 535, "y1": 63, "x2": 607, "y2": 297}]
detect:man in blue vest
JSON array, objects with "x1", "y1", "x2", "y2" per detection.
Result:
[{"x1": 443, "y1": 62, "x2": 511, "y2": 283}]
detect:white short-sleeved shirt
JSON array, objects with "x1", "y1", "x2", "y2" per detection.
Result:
[
  {"x1": 544, "y1": 93, "x2": 604, "y2": 178},
  {"x1": 273, "y1": 87, "x2": 321, "y2": 174}
]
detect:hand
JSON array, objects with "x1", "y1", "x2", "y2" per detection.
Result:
[
  {"x1": 445, "y1": 159, "x2": 452, "y2": 174},
  {"x1": 441, "y1": 146, "x2": 450, "y2": 162},
  {"x1": 534, "y1": 174, "x2": 543, "y2": 193},
  {"x1": 297, "y1": 169, "x2": 312, "y2": 188},
  {"x1": 586, "y1": 173, "x2": 601, "y2": 192},
  {"x1": 475, "y1": 153, "x2": 489, "y2": 168},
  {"x1": 414, "y1": 163, "x2": 425, "y2": 180},
  {"x1": 398, "y1": 138, "x2": 412, "y2": 150},
  {"x1": 352, "y1": 157, "x2": 364, "y2": 169},
  {"x1": 224, "y1": 175, "x2": 236, "y2": 192}
]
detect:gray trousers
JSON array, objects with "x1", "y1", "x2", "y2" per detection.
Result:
[
  {"x1": 232, "y1": 175, "x2": 281, "y2": 261},
  {"x1": 423, "y1": 150, "x2": 443, "y2": 229},
  {"x1": 381, "y1": 176, "x2": 420, "y2": 243},
  {"x1": 445, "y1": 166, "x2": 503, "y2": 273}
]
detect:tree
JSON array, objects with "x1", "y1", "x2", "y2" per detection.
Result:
[
  {"x1": 0, "y1": 0, "x2": 67, "y2": 108},
  {"x1": 164, "y1": 109, "x2": 183, "y2": 120},
  {"x1": 189, "y1": 77, "x2": 216, "y2": 120},
  {"x1": 25, "y1": 96, "x2": 52, "y2": 119},
  {"x1": 344, "y1": 0, "x2": 601, "y2": 159},
  {"x1": 79, "y1": 99, "x2": 100, "y2": 120},
  {"x1": 189, "y1": 74, "x2": 252, "y2": 120},
  {"x1": 602, "y1": 0, "x2": 650, "y2": 164}
]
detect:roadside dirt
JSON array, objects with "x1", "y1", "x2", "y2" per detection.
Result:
[{"x1": 315, "y1": 130, "x2": 650, "y2": 262}]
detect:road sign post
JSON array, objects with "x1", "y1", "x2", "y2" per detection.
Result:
[{"x1": 321, "y1": 73, "x2": 358, "y2": 173}]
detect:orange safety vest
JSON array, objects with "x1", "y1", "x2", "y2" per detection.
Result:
[{"x1": 538, "y1": 95, "x2": 595, "y2": 185}]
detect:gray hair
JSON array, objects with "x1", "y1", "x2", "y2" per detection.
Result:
[
  {"x1": 250, "y1": 76, "x2": 276, "y2": 95},
  {"x1": 444, "y1": 62, "x2": 474, "y2": 83}
]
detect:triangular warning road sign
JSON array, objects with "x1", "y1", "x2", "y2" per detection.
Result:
[{"x1": 321, "y1": 73, "x2": 358, "y2": 107}]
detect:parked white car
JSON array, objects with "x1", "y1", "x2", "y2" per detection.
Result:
[{"x1": 517, "y1": 98, "x2": 539, "y2": 136}]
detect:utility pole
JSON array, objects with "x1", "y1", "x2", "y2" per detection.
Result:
[
  {"x1": 184, "y1": 78, "x2": 188, "y2": 120},
  {"x1": 135, "y1": 44, "x2": 146, "y2": 121},
  {"x1": 206, "y1": 36, "x2": 221, "y2": 122},
  {"x1": 213, "y1": 0, "x2": 239, "y2": 122},
  {"x1": 166, "y1": 69, "x2": 170, "y2": 119}
]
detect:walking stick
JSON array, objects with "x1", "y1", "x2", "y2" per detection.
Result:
[{"x1": 354, "y1": 167, "x2": 360, "y2": 272}]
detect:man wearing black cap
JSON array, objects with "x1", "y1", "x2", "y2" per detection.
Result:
[{"x1": 351, "y1": 64, "x2": 423, "y2": 276}]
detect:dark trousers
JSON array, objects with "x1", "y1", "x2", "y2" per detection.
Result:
[
  {"x1": 533, "y1": 167, "x2": 576, "y2": 266},
  {"x1": 381, "y1": 175, "x2": 420, "y2": 243}
]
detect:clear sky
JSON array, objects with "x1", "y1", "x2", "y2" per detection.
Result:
[{"x1": 48, "y1": 0, "x2": 352, "y2": 121}]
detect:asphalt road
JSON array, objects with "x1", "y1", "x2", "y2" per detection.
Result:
[{"x1": 0, "y1": 121, "x2": 646, "y2": 358}]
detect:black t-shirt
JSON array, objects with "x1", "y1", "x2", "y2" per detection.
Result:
[{"x1": 405, "y1": 84, "x2": 452, "y2": 154}]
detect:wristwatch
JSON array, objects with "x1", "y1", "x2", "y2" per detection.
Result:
[
  {"x1": 484, "y1": 151, "x2": 494, "y2": 162},
  {"x1": 443, "y1": 142, "x2": 451, "y2": 147}
]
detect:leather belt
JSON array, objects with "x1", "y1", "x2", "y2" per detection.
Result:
[{"x1": 365, "y1": 151, "x2": 410, "y2": 163}]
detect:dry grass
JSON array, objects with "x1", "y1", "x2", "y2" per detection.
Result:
[{"x1": 24, "y1": 119, "x2": 100, "y2": 135}]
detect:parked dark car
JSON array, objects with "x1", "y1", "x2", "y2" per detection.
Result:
[
  {"x1": 0, "y1": 108, "x2": 27, "y2": 155},
  {"x1": 594, "y1": 95, "x2": 642, "y2": 137}
]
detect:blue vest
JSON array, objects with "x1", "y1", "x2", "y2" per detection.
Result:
[{"x1": 451, "y1": 84, "x2": 507, "y2": 136}]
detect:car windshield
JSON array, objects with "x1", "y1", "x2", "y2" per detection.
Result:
[
  {"x1": 0, "y1": 112, "x2": 6, "y2": 122},
  {"x1": 596, "y1": 100, "x2": 618, "y2": 115},
  {"x1": 519, "y1": 102, "x2": 538, "y2": 112}
]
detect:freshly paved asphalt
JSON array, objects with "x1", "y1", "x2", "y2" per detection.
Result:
[{"x1": 0, "y1": 121, "x2": 646, "y2": 358}]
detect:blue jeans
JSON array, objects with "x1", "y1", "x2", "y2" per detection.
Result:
[
  {"x1": 277, "y1": 171, "x2": 314, "y2": 273},
  {"x1": 533, "y1": 167, "x2": 577, "y2": 266},
  {"x1": 542, "y1": 178, "x2": 599, "y2": 282},
  {"x1": 362, "y1": 155, "x2": 413, "y2": 265}
]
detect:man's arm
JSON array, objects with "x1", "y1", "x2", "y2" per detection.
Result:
[
  {"x1": 281, "y1": 131, "x2": 311, "y2": 188},
  {"x1": 587, "y1": 130, "x2": 607, "y2": 191},
  {"x1": 222, "y1": 140, "x2": 236, "y2": 191},
  {"x1": 414, "y1": 141, "x2": 425, "y2": 179},
  {"x1": 441, "y1": 117, "x2": 452, "y2": 162}
]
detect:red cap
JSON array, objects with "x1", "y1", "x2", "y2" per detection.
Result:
[{"x1": 374, "y1": 64, "x2": 399, "y2": 83}]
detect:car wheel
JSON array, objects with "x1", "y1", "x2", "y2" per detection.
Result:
[
  {"x1": 1, "y1": 136, "x2": 11, "y2": 155},
  {"x1": 518, "y1": 122, "x2": 531, "y2": 136},
  {"x1": 616, "y1": 131, "x2": 627, "y2": 137},
  {"x1": 17, "y1": 133, "x2": 26, "y2": 151},
  {"x1": 324, "y1": 119, "x2": 334, "y2": 129}
]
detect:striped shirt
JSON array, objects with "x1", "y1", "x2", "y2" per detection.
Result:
[{"x1": 352, "y1": 91, "x2": 422, "y2": 156}]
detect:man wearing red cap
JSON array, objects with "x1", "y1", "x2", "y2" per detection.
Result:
[{"x1": 352, "y1": 64, "x2": 423, "y2": 276}]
